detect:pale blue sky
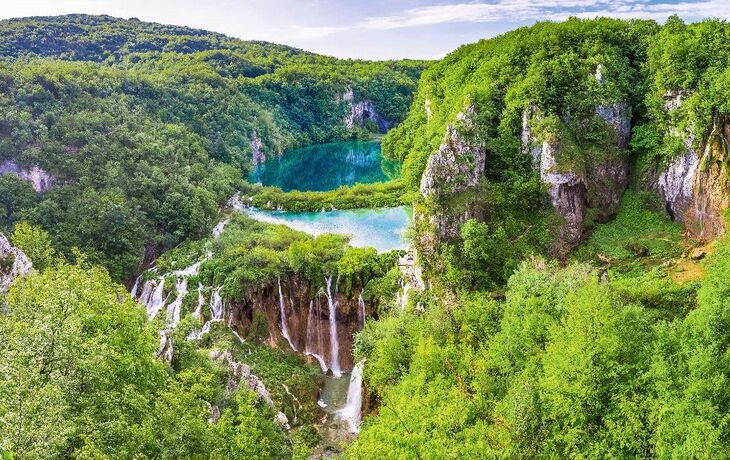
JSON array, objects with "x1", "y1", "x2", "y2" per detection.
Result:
[{"x1": 1, "y1": 0, "x2": 728, "y2": 59}]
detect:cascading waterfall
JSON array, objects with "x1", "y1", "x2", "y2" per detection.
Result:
[
  {"x1": 212, "y1": 217, "x2": 229, "y2": 238},
  {"x1": 190, "y1": 287, "x2": 224, "y2": 340},
  {"x1": 338, "y1": 359, "x2": 366, "y2": 433},
  {"x1": 147, "y1": 280, "x2": 167, "y2": 318},
  {"x1": 166, "y1": 278, "x2": 188, "y2": 328},
  {"x1": 358, "y1": 292, "x2": 366, "y2": 328},
  {"x1": 278, "y1": 276, "x2": 298, "y2": 351},
  {"x1": 325, "y1": 275, "x2": 342, "y2": 377},
  {"x1": 305, "y1": 299, "x2": 328, "y2": 372},
  {"x1": 131, "y1": 275, "x2": 142, "y2": 298},
  {"x1": 193, "y1": 283, "x2": 204, "y2": 318},
  {"x1": 210, "y1": 287, "x2": 224, "y2": 320}
]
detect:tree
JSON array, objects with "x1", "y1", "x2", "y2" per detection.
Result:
[
  {"x1": 0, "y1": 262, "x2": 164, "y2": 459},
  {"x1": 9, "y1": 222, "x2": 55, "y2": 271}
]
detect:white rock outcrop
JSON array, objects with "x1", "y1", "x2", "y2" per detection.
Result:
[
  {"x1": 0, "y1": 160, "x2": 54, "y2": 192},
  {"x1": 0, "y1": 233, "x2": 32, "y2": 293}
]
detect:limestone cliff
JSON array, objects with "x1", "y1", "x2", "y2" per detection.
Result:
[
  {"x1": 251, "y1": 132, "x2": 265, "y2": 166},
  {"x1": 341, "y1": 87, "x2": 393, "y2": 134},
  {"x1": 0, "y1": 233, "x2": 32, "y2": 293},
  {"x1": 0, "y1": 160, "x2": 54, "y2": 192},
  {"x1": 226, "y1": 274, "x2": 366, "y2": 373},
  {"x1": 417, "y1": 106, "x2": 485, "y2": 253},
  {"x1": 521, "y1": 76, "x2": 631, "y2": 251},
  {"x1": 654, "y1": 91, "x2": 729, "y2": 240}
]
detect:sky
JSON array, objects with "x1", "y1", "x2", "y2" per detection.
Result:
[{"x1": 0, "y1": 0, "x2": 728, "y2": 60}]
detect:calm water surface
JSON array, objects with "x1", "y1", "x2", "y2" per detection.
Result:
[
  {"x1": 244, "y1": 206, "x2": 411, "y2": 253},
  {"x1": 250, "y1": 140, "x2": 399, "y2": 192}
]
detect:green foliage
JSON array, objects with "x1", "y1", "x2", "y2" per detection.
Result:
[
  {"x1": 349, "y1": 242, "x2": 730, "y2": 457},
  {"x1": 643, "y1": 17, "x2": 730, "y2": 164},
  {"x1": 0, "y1": 261, "x2": 295, "y2": 459},
  {"x1": 241, "y1": 179, "x2": 412, "y2": 212},
  {"x1": 0, "y1": 262, "x2": 164, "y2": 458},
  {"x1": 0, "y1": 176, "x2": 37, "y2": 230},
  {"x1": 200, "y1": 213, "x2": 394, "y2": 303},
  {"x1": 385, "y1": 17, "x2": 655, "y2": 189},
  {"x1": 0, "y1": 15, "x2": 425, "y2": 281},
  {"x1": 10, "y1": 221, "x2": 55, "y2": 271},
  {"x1": 573, "y1": 190, "x2": 684, "y2": 273},
  {"x1": 648, "y1": 236, "x2": 730, "y2": 458}
]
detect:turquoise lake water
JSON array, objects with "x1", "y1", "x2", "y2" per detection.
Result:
[
  {"x1": 244, "y1": 206, "x2": 411, "y2": 253},
  {"x1": 249, "y1": 140, "x2": 399, "y2": 192}
]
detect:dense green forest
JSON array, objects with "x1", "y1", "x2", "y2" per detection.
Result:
[
  {"x1": 0, "y1": 14, "x2": 425, "y2": 279},
  {"x1": 2, "y1": 13, "x2": 730, "y2": 460}
]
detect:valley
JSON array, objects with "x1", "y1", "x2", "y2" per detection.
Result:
[{"x1": 1, "y1": 12, "x2": 730, "y2": 460}]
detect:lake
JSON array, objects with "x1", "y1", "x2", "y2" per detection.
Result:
[
  {"x1": 249, "y1": 140, "x2": 399, "y2": 192},
  {"x1": 243, "y1": 206, "x2": 411, "y2": 253}
]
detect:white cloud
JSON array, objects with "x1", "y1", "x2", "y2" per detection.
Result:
[{"x1": 295, "y1": 0, "x2": 729, "y2": 37}]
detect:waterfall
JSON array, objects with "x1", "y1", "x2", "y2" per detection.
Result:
[
  {"x1": 146, "y1": 280, "x2": 167, "y2": 318},
  {"x1": 137, "y1": 279, "x2": 154, "y2": 305},
  {"x1": 212, "y1": 217, "x2": 229, "y2": 238},
  {"x1": 189, "y1": 287, "x2": 224, "y2": 340},
  {"x1": 210, "y1": 287, "x2": 224, "y2": 320},
  {"x1": 338, "y1": 359, "x2": 365, "y2": 433},
  {"x1": 166, "y1": 278, "x2": 188, "y2": 328},
  {"x1": 277, "y1": 276, "x2": 298, "y2": 351},
  {"x1": 325, "y1": 275, "x2": 341, "y2": 377},
  {"x1": 232, "y1": 330, "x2": 245, "y2": 344},
  {"x1": 358, "y1": 292, "x2": 366, "y2": 328},
  {"x1": 193, "y1": 283, "x2": 204, "y2": 318},
  {"x1": 305, "y1": 299, "x2": 328, "y2": 372},
  {"x1": 130, "y1": 275, "x2": 142, "y2": 298}
]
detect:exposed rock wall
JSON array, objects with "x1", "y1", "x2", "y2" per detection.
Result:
[
  {"x1": 417, "y1": 106, "x2": 485, "y2": 247},
  {"x1": 227, "y1": 274, "x2": 366, "y2": 373},
  {"x1": 210, "y1": 349, "x2": 291, "y2": 429},
  {"x1": 0, "y1": 233, "x2": 32, "y2": 293},
  {"x1": 654, "y1": 90, "x2": 729, "y2": 240},
  {"x1": 0, "y1": 160, "x2": 54, "y2": 192},
  {"x1": 251, "y1": 132, "x2": 265, "y2": 166},
  {"x1": 521, "y1": 99, "x2": 630, "y2": 250},
  {"x1": 341, "y1": 87, "x2": 393, "y2": 134}
]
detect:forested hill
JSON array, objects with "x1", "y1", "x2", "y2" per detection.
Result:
[
  {"x1": 0, "y1": 14, "x2": 302, "y2": 61},
  {"x1": 0, "y1": 15, "x2": 426, "y2": 280}
]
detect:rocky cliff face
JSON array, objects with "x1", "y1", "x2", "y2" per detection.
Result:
[
  {"x1": 0, "y1": 233, "x2": 32, "y2": 293},
  {"x1": 341, "y1": 87, "x2": 393, "y2": 134},
  {"x1": 521, "y1": 74, "x2": 631, "y2": 251},
  {"x1": 251, "y1": 133, "x2": 265, "y2": 166},
  {"x1": 417, "y1": 106, "x2": 485, "y2": 251},
  {"x1": 210, "y1": 349, "x2": 291, "y2": 429},
  {"x1": 227, "y1": 274, "x2": 366, "y2": 373},
  {"x1": 0, "y1": 160, "x2": 54, "y2": 192},
  {"x1": 654, "y1": 91, "x2": 729, "y2": 241}
]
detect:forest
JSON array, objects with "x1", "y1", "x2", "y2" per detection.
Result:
[{"x1": 2, "y1": 13, "x2": 730, "y2": 460}]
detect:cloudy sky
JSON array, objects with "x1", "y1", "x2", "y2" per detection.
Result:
[{"x1": 1, "y1": 0, "x2": 728, "y2": 59}]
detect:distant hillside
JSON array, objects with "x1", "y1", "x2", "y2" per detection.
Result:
[
  {"x1": 0, "y1": 14, "x2": 305, "y2": 62},
  {"x1": 0, "y1": 15, "x2": 427, "y2": 279}
]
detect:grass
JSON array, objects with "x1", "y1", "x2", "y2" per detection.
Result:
[{"x1": 573, "y1": 191, "x2": 685, "y2": 271}]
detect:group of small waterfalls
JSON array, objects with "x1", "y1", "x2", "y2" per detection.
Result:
[{"x1": 130, "y1": 140, "x2": 407, "y2": 443}]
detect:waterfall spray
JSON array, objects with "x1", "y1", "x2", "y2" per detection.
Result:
[
  {"x1": 338, "y1": 359, "x2": 365, "y2": 433},
  {"x1": 358, "y1": 292, "x2": 366, "y2": 328}
]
